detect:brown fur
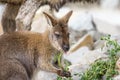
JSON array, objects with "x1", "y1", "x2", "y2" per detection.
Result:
[
  {"x1": 2, "y1": 4, "x2": 21, "y2": 33},
  {"x1": 0, "y1": 11, "x2": 72, "y2": 80},
  {"x1": 0, "y1": 0, "x2": 24, "y2": 33}
]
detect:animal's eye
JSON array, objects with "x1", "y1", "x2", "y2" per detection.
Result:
[
  {"x1": 55, "y1": 34, "x2": 61, "y2": 38},
  {"x1": 54, "y1": 32, "x2": 61, "y2": 38}
]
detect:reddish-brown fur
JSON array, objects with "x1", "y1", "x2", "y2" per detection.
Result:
[{"x1": 0, "y1": 11, "x2": 72, "y2": 80}]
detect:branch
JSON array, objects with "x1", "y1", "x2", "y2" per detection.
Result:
[{"x1": 16, "y1": 0, "x2": 42, "y2": 31}]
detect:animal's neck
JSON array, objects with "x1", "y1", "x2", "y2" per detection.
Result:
[
  {"x1": 41, "y1": 29, "x2": 55, "y2": 51},
  {"x1": 42, "y1": 29, "x2": 60, "y2": 53}
]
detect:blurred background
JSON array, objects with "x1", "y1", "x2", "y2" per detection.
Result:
[{"x1": 31, "y1": 0, "x2": 120, "y2": 35}]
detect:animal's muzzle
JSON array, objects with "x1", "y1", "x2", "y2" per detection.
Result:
[{"x1": 62, "y1": 44, "x2": 70, "y2": 52}]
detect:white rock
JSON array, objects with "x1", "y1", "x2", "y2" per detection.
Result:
[
  {"x1": 0, "y1": 3, "x2": 6, "y2": 21},
  {"x1": 101, "y1": 0, "x2": 120, "y2": 9},
  {"x1": 31, "y1": 5, "x2": 50, "y2": 33},
  {"x1": 113, "y1": 75, "x2": 120, "y2": 80},
  {"x1": 33, "y1": 70, "x2": 57, "y2": 80},
  {"x1": 69, "y1": 64, "x2": 89, "y2": 80},
  {"x1": 64, "y1": 47, "x2": 107, "y2": 65}
]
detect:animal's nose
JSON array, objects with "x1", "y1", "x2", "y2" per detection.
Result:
[{"x1": 62, "y1": 44, "x2": 70, "y2": 52}]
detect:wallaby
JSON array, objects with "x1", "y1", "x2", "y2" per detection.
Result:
[{"x1": 0, "y1": 11, "x2": 73, "y2": 80}]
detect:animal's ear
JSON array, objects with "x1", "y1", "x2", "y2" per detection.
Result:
[
  {"x1": 61, "y1": 10, "x2": 73, "y2": 23},
  {"x1": 43, "y1": 12, "x2": 57, "y2": 26}
]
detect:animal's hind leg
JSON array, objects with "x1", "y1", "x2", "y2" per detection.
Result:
[
  {"x1": 8, "y1": 73, "x2": 30, "y2": 80},
  {"x1": 7, "y1": 61, "x2": 30, "y2": 80},
  {"x1": 0, "y1": 58, "x2": 29, "y2": 80}
]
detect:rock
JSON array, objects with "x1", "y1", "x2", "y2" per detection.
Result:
[
  {"x1": 31, "y1": 5, "x2": 51, "y2": 33},
  {"x1": 101, "y1": 0, "x2": 120, "y2": 9},
  {"x1": 64, "y1": 47, "x2": 107, "y2": 65},
  {"x1": 113, "y1": 75, "x2": 120, "y2": 80},
  {"x1": 69, "y1": 28, "x2": 88, "y2": 44},
  {"x1": 94, "y1": 39, "x2": 105, "y2": 49},
  {"x1": 69, "y1": 64, "x2": 89, "y2": 80},
  {"x1": 0, "y1": 3, "x2": 5, "y2": 34},
  {"x1": 33, "y1": 70, "x2": 57, "y2": 80}
]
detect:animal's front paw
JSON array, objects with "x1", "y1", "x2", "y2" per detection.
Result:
[{"x1": 57, "y1": 70, "x2": 71, "y2": 78}]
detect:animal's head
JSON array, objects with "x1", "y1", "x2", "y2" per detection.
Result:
[{"x1": 43, "y1": 11, "x2": 73, "y2": 53}]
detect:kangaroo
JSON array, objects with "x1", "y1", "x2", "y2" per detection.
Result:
[{"x1": 0, "y1": 10, "x2": 72, "y2": 80}]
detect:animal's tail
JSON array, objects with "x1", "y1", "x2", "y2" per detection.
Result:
[{"x1": 1, "y1": 4, "x2": 21, "y2": 33}]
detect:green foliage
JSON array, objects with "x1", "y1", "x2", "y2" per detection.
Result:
[
  {"x1": 56, "y1": 35, "x2": 120, "y2": 80},
  {"x1": 81, "y1": 35, "x2": 120, "y2": 80},
  {"x1": 56, "y1": 53, "x2": 73, "y2": 80},
  {"x1": 57, "y1": 76, "x2": 73, "y2": 80}
]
